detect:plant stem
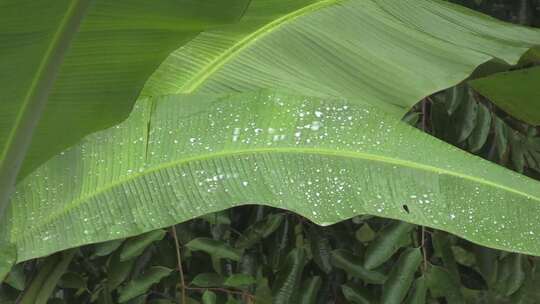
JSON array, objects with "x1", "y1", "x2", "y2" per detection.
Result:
[{"x1": 171, "y1": 226, "x2": 186, "y2": 304}]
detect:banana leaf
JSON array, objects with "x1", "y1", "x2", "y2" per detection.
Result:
[
  {"x1": 0, "y1": 0, "x2": 250, "y2": 220},
  {"x1": 5, "y1": 90, "x2": 540, "y2": 263}
]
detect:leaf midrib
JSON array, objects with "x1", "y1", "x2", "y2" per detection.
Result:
[
  {"x1": 180, "y1": 0, "x2": 342, "y2": 93},
  {"x1": 15, "y1": 147, "x2": 539, "y2": 243}
]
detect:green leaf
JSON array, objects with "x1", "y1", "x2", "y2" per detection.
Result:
[
  {"x1": 432, "y1": 232, "x2": 460, "y2": 285},
  {"x1": 8, "y1": 89, "x2": 540, "y2": 263},
  {"x1": 467, "y1": 103, "x2": 492, "y2": 153},
  {"x1": 493, "y1": 253, "x2": 526, "y2": 296},
  {"x1": 145, "y1": 0, "x2": 540, "y2": 119},
  {"x1": 0, "y1": 241, "x2": 16, "y2": 281},
  {"x1": 200, "y1": 211, "x2": 231, "y2": 225},
  {"x1": 445, "y1": 85, "x2": 467, "y2": 116},
  {"x1": 235, "y1": 213, "x2": 284, "y2": 249},
  {"x1": 308, "y1": 226, "x2": 333, "y2": 274},
  {"x1": 453, "y1": 91, "x2": 478, "y2": 143},
  {"x1": 0, "y1": 0, "x2": 250, "y2": 219},
  {"x1": 330, "y1": 249, "x2": 387, "y2": 284},
  {"x1": 254, "y1": 278, "x2": 273, "y2": 304},
  {"x1": 494, "y1": 117, "x2": 510, "y2": 161},
  {"x1": 58, "y1": 272, "x2": 86, "y2": 289},
  {"x1": 0, "y1": 0, "x2": 92, "y2": 220},
  {"x1": 19, "y1": 250, "x2": 76, "y2": 304},
  {"x1": 223, "y1": 274, "x2": 256, "y2": 288},
  {"x1": 381, "y1": 248, "x2": 422, "y2": 304},
  {"x1": 107, "y1": 251, "x2": 135, "y2": 290},
  {"x1": 202, "y1": 291, "x2": 217, "y2": 304},
  {"x1": 120, "y1": 229, "x2": 166, "y2": 261},
  {"x1": 92, "y1": 238, "x2": 125, "y2": 258},
  {"x1": 4, "y1": 263, "x2": 25, "y2": 291},
  {"x1": 186, "y1": 238, "x2": 242, "y2": 261},
  {"x1": 364, "y1": 221, "x2": 415, "y2": 270},
  {"x1": 405, "y1": 276, "x2": 427, "y2": 304},
  {"x1": 473, "y1": 245, "x2": 499, "y2": 287},
  {"x1": 341, "y1": 284, "x2": 375, "y2": 304},
  {"x1": 470, "y1": 66, "x2": 540, "y2": 125},
  {"x1": 118, "y1": 266, "x2": 172, "y2": 303},
  {"x1": 191, "y1": 273, "x2": 225, "y2": 288},
  {"x1": 298, "y1": 276, "x2": 322, "y2": 304},
  {"x1": 426, "y1": 265, "x2": 464, "y2": 304},
  {"x1": 355, "y1": 223, "x2": 376, "y2": 243},
  {"x1": 272, "y1": 248, "x2": 306, "y2": 304}
]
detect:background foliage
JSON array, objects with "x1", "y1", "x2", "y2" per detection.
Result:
[{"x1": 1, "y1": 0, "x2": 539, "y2": 303}]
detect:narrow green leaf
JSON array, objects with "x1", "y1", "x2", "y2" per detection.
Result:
[
  {"x1": 186, "y1": 238, "x2": 242, "y2": 261},
  {"x1": 92, "y1": 238, "x2": 125, "y2": 258},
  {"x1": 223, "y1": 274, "x2": 256, "y2": 288},
  {"x1": 341, "y1": 284, "x2": 375, "y2": 304},
  {"x1": 453, "y1": 91, "x2": 478, "y2": 143},
  {"x1": 118, "y1": 266, "x2": 172, "y2": 303},
  {"x1": 510, "y1": 133, "x2": 526, "y2": 173},
  {"x1": 432, "y1": 232, "x2": 460, "y2": 285},
  {"x1": 426, "y1": 265, "x2": 464, "y2": 304},
  {"x1": 269, "y1": 217, "x2": 293, "y2": 272},
  {"x1": 191, "y1": 273, "x2": 225, "y2": 288},
  {"x1": 120, "y1": 230, "x2": 165, "y2": 262},
  {"x1": 381, "y1": 248, "x2": 422, "y2": 304},
  {"x1": 107, "y1": 251, "x2": 135, "y2": 290},
  {"x1": 330, "y1": 249, "x2": 387, "y2": 284},
  {"x1": 58, "y1": 272, "x2": 86, "y2": 289},
  {"x1": 467, "y1": 103, "x2": 492, "y2": 153},
  {"x1": 272, "y1": 248, "x2": 306, "y2": 304},
  {"x1": 298, "y1": 276, "x2": 322, "y2": 304},
  {"x1": 473, "y1": 245, "x2": 499, "y2": 287},
  {"x1": 364, "y1": 221, "x2": 415, "y2": 270},
  {"x1": 493, "y1": 253, "x2": 526, "y2": 296},
  {"x1": 200, "y1": 211, "x2": 231, "y2": 225},
  {"x1": 404, "y1": 276, "x2": 427, "y2": 304},
  {"x1": 446, "y1": 85, "x2": 467, "y2": 116},
  {"x1": 494, "y1": 116, "x2": 510, "y2": 161},
  {"x1": 308, "y1": 226, "x2": 333, "y2": 274},
  {"x1": 254, "y1": 278, "x2": 273, "y2": 304},
  {"x1": 402, "y1": 112, "x2": 421, "y2": 126},
  {"x1": 235, "y1": 213, "x2": 284, "y2": 249},
  {"x1": 355, "y1": 224, "x2": 376, "y2": 243},
  {"x1": 202, "y1": 291, "x2": 217, "y2": 304},
  {"x1": 19, "y1": 250, "x2": 76, "y2": 304}
]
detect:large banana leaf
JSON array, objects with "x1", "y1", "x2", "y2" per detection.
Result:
[
  {"x1": 143, "y1": 0, "x2": 540, "y2": 118},
  {"x1": 0, "y1": 0, "x2": 249, "y2": 218},
  {"x1": 5, "y1": 90, "x2": 540, "y2": 262}
]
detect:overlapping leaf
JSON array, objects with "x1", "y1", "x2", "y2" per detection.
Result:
[
  {"x1": 144, "y1": 0, "x2": 540, "y2": 118},
  {"x1": 0, "y1": 0, "x2": 249, "y2": 190}
]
